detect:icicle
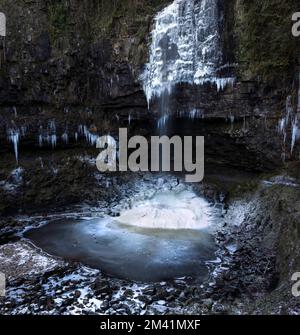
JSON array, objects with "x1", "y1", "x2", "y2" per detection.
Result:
[
  {"x1": 286, "y1": 95, "x2": 293, "y2": 123},
  {"x1": 242, "y1": 117, "x2": 248, "y2": 132},
  {"x1": 195, "y1": 77, "x2": 235, "y2": 92},
  {"x1": 77, "y1": 124, "x2": 104, "y2": 147},
  {"x1": 50, "y1": 135, "x2": 57, "y2": 148},
  {"x1": 228, "y1": 115, "x2": 235, "y2": 133},
  {"x1": 278, "y1": 118, "x2": 285, "y2": 134},
  {"x1": 291, "y1": 116, "x2": 300, "y2": 153},
  {"x1": 45, "y1": 121, "x2": 57, "y2": 148},
  {"x1": 38, "y1": 134, "x2": 43, "y2": 147},
  {"x1": 298, "y1": 71, "x2": 300, "y2": 113},
  {"x1": 21, "y1": 126, "x2": 27, "y2": 137},
  {"x1": 78, "y1": 124, "x2": 84, "y2": 135},
  {"x1": 157, "y1": 115, "x2": 169, "y2": 129},
  {"x1": 7, "y1": 129, "x2": 20, "y2": 163},
  {"x1": 49, "y1": 120, "x2": 56, "y2": 132},
  {"x1": 39, "y1": 157, "x2": 44, "y2": 169},
  {"x1": 83, "y1": 126, "x2": 99, "y2": 146},
  {"x1": 12, "y1": 106, "x2": 17, "y2": 117},
  {"x1": 62, "y1": 132, "x2": 69, "y2": 144}
]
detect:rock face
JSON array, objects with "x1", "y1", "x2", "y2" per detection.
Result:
[
  {"x1": 0, "y1": 0, "x2": 299, "y2": 167},
  {"x1": 0, "y1": 242, "x2": 65, "y2": 281}
]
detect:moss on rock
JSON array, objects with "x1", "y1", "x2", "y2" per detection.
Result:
[{"x1": 234, "y1": 0, "x2": 300, "y2": 84}]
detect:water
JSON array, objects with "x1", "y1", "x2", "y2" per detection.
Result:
[
  {"x1": 141, "y1": 0, "x2": 235, "y2": 106},
  {"x1": 25, "y1": 189, "x2": 217, "y2": 282}
]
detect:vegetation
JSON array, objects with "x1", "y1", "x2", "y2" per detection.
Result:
[
  {"x1": 48, "y1": 1, "x2": 69, "y2": 43},
  {"x1": 235, "y1": 0, "x2": 300, "y2": 84},
  {"x1": 90, "y1": 0, "x2": 170, "y2": 38}
]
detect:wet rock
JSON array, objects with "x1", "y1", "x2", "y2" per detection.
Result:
[{"x1": 92, "y1": 278, "x2": 112, "y2": 296}]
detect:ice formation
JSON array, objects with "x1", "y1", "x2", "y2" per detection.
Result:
[
  {"x1": 280, "y1": 72, "x2": 300, "y2": 155},
  {"x1": 7, "y1": 129, "x2": 20, "y2": 162},
  {"x1": 37, "y1": 121, "x2": 57, "y2": 148},
  {"x1": 141, "y1": 0, "x2": 235, "y2": 106},
  {"x1": 62, "y1": 132, "x2": 69, "y2": 144},
  {"x1": 77, "y1": 125, "x2": 101, "y2": 147},
  {"x1": 116, "y1": 189, "x2": 214, "y2": 230}
]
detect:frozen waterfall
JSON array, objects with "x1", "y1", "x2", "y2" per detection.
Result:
[{"x1": 141, "y1": 0, "x2": 235, "y2": 106}]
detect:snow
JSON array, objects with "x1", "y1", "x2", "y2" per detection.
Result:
[{"x1": 0, "y1": 242, "x2": 64, "y2": 282}]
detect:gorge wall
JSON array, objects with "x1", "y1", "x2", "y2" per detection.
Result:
[{"x1": 0, "y1": 0, "x2": 299, "y2": 169}]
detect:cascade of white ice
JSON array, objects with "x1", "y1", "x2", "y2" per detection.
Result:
[
  {"x1": 7, "y1": 129, "x2": 20, "y2": 162},
  {"x1": 141, "y1": 0, "x2": 235, "y2": 106}
]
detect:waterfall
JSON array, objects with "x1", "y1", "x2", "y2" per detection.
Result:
[{"x1": 141, "y1": 0, "x2": 235, "y2": 107}]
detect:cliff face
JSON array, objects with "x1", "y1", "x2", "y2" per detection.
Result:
[
  {"x1": 0, "y1": 1, "x2": 169, "y2": 135},
  {"x1": 0, "y1": 0, "x2": 299, "y2": 168},
  {"x1": 0, "y1": 0, "x2": 170, "y2": 106}
]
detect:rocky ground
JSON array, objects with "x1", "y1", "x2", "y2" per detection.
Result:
[{"x1": 0, "y1": 151, "x2": 300, "y2": 315}]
